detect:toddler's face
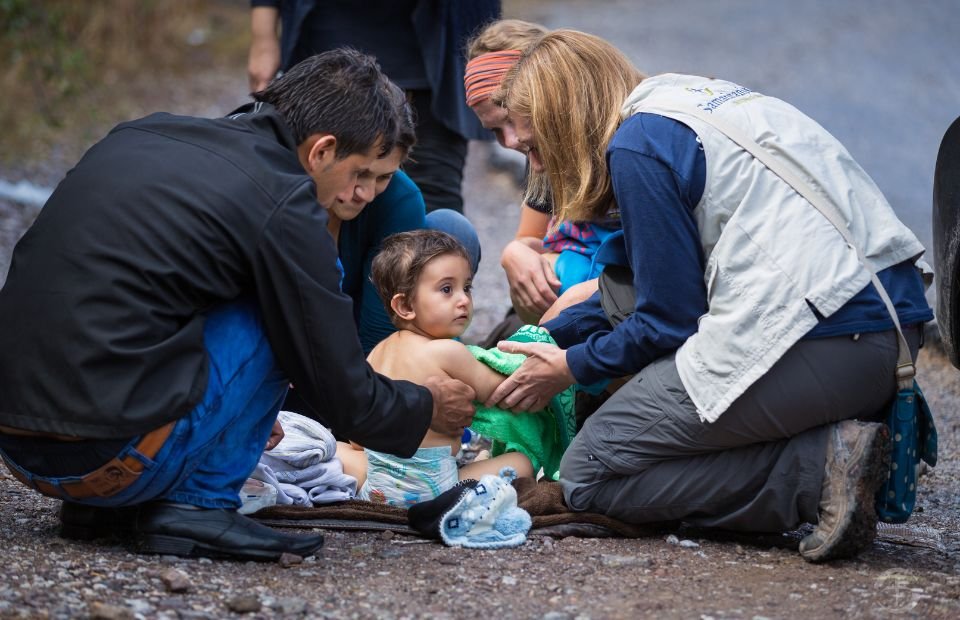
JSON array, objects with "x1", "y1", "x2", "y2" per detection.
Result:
[{"x1": 408, "y1": 253, "x2": 473, "y2": 339}]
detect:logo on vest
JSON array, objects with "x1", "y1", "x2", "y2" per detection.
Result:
[{"x1": 689, "y1": 85, "x2": 755, "y2": 113}]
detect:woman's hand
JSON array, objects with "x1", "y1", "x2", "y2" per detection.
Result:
[
  {"x1": 501, "y1": 239, "x2": 561, "y2": 324},
  {"x1": 485, "y1": 341, "x2": 574, "y2": 412}
]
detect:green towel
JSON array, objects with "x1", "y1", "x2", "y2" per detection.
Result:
[{"x1": 466, "y1": 325, "x2": 577, "y2": 480}]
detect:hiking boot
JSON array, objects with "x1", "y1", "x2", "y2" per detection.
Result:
[{"x1": 799, "y1": 420, "x2": 890, "y2": 563}]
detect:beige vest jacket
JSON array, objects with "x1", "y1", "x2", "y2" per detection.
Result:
[{"x1": 620, "y1": 74, "x2": 926, "y2": 422}]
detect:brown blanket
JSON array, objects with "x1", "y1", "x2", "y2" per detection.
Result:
[{"x1": 254, "y1": 478, "x2": 659, "y2": 539}]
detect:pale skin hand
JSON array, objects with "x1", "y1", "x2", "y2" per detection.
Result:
[
  {"x1": 484, "y1": 341, "x2": 575, "y2": 413},
  {"x1": 422, "y1": 374, "x2": 476, "y2": 437},
  {"x1": 501, "y1": 238, "x2": 560, "y2": 323},
  {"x1": 248, "y1": 6, "x2": 281, "y2": 92}
]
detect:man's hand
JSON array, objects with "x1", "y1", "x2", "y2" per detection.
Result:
[
  {"x1": 485, "y1": 341, "x2": 575, "y2": 412},
  {"x1": 423, "y1": 375, "x2": 476, "y2": 437},
  {"x1": 265, "y1": 419, "x2": 284, "y2": 450},
  {"x1": 501, "y1": 239, "x2": 560, "y2": 323}
]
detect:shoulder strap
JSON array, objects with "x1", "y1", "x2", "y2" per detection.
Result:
[{"x1": 657, "y1": 104, "x2": 915, "y2": 388}]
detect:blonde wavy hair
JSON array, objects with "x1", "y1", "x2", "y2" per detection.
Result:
[{"x1": 497, "y1": 30, "x2": 645, "y2": 223}]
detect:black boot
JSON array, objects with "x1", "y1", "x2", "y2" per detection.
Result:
[
  {"x1": 59, "y1": 502, "x2": 138, "y2": 541},
  {"x1": 134, "y1": 501, "x2": 324, "y2": 561}
]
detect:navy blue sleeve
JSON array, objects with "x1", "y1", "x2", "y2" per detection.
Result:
[{"x1": 558, "y1": 114, "x2": 708, "y2": 384}]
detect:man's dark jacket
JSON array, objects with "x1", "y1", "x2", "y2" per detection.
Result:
[{"x1": 0, "y1": 103, "x2": 432, "y2": 456}]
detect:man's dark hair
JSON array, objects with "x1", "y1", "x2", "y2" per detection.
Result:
[
  {"x1": 371, "y1": 230, "x2": 470, "y2": 327},
  {"x1": 255, "y1": 48, "x2": 398, "y2": 159}
]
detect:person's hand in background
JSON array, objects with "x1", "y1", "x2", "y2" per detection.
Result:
[{"x1": 248, "y1": 6, "x2": 281, "y2": 91}]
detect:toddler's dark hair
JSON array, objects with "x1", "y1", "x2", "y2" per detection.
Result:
[{"x1": 371, "y1": 230, "x2": 470, "y2": 327}]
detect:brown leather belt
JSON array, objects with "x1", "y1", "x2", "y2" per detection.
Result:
[{"x1": 1, "y1": 421, "x2": 176, "y2": 499}]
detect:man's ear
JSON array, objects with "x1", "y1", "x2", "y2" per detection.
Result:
[
  {"x1": 298, "y1": 134, "x2": 338, "y2": 174},
  {"x1": 391, "y1": 293, "x2": 415, "y2": 321}
]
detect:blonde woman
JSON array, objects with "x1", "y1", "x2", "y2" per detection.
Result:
[{"x1": 487, "y1": 30, "x2": 933, "y2": 563}]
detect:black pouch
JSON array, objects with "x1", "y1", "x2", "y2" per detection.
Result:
[{"x1": 598, "y1": 264, "x2": 636, "y2": 327}]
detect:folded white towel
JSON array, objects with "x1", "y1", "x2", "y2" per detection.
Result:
[{"x1": 251, "y1": 411, "x2": 357, "y2": 505}]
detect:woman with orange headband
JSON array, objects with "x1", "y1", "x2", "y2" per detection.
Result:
[
  {"x1": 465, "y1": 20, "x2": 623, "y2": 330},
  {"x1": 464, "y1": 21, "x2": 556, "y2": 327}
]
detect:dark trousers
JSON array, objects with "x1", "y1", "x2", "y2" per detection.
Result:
[
  {"x1": 403, "y1": 89, "x2": 468, "y2": 214},
  {"x1": 560, "y1": 327, "x2": 922, "y2": 532}
]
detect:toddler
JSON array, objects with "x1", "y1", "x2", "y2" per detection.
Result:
[{"x1": 338, "y1": 230, "x2": 533, "y2": 506}]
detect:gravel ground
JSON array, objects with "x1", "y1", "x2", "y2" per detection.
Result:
[
  {"x1": 1, "y1": 136, "x2": 958, "y2": 620},
  {"x1": 1, "y1": 7, "x2": 959, "y2": 618}
]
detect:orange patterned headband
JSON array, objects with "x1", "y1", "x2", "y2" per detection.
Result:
[{"x1": 464, "y1": 50, "x2": 523, "y2": 106}]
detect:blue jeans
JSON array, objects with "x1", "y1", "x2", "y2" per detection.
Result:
[
  {"x1": 2, "y1": 300, "x2": 287, "y2": 509},
  {"x1": 426, "y1": 208, "x2": 481, "y2": 273}
]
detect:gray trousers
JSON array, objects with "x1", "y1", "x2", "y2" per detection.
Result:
[{"x1": 560, "y1": 327, "x2": 921, "y2": 532}]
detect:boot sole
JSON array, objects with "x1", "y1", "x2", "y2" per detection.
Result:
[
  {"x1": 59, "y1": 523, "x2": 102, "y2": 541},
  {"x1": 58, "y1": 505, "x2": 137, "y2": 541},
  {"x1": 801, "y1": 424, "x2": 891, "y2": 563},
  {"x1": 137, "y1": 533, "x2": 322, "y2": 562}
]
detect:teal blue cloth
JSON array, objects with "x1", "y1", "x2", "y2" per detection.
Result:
[
  {"x1": 876, "y1": 381, "x2": 938, "y2": 523},
  {"x1": 466, "y1": 325, "x2": 577, "y2": 480}
]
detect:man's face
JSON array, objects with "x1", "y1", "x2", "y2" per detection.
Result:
[
  {"x1": 328, "y1": 147, "x2": 404, "y2": 222},
  {"x1": 309, "y1": 144, "x2": 380, "y2": 208},
  {"x1": 471, "y1": 98, "x2": 521, "y2": 152}
]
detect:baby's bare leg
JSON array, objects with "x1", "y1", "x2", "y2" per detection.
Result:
[
  {"x1": 335, "y1": 441, "x2": 369, "y2": 489},
  {"x1": 458, "y1": 451, "x2": 534, "y2": 480}
]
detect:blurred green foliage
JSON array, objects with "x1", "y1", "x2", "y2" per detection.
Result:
[
  {"x1": 0, "y1": 0, "x2": 248, "y2": 164},
  {"x1": 1, "y1": 0, "x2": 95, "y2": 124}
]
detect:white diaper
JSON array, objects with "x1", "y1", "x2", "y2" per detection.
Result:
[{"x1": 358, "y1": 446, "x2": 459, "y2": 507}]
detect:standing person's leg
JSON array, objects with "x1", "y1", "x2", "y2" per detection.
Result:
[
  {"x1": 404, "y1": 89, "x2": 468, "y2": 214},
  {"x1": 561, "y1": 328, "x2": 918, "y2": 556}
]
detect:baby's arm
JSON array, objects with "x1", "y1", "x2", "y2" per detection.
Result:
[{"x1": 427, "y1": 339, "x2": 507, "y2": 403}]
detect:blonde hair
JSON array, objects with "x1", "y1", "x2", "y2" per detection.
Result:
[
  {"x1": 466, "y1": 19, "x2": 549, "y2": 60},
  {"x1": 498, "y1": 30, "x2": 645, "y2": 223}
]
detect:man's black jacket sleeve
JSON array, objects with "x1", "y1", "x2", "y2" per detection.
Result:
[{"x1": 253, "y1": 180, "x2": 432, "y2": 457}]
